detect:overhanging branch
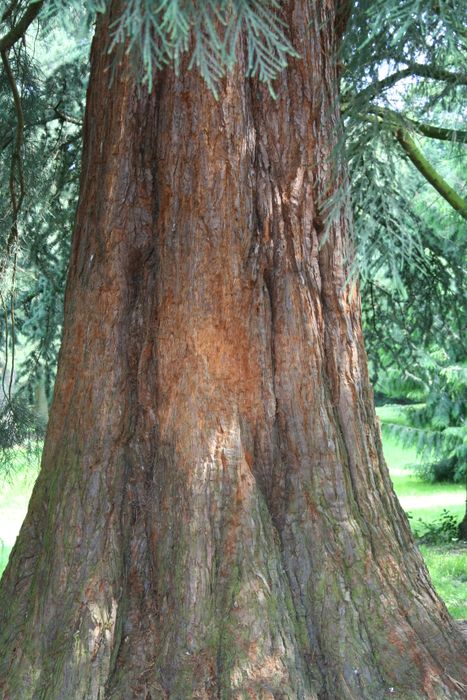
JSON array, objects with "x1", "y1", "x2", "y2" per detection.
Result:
[
  {"x1": 0, "y1": 0, "x2": 43, "y2": 51},
  {"x1": 1, "y1": 47, "x2": 25, "y2": 267},
  {"x1": 396, "y1": 129, "x2": 467, "y2": 220},
  {"x1": 368, "y1": 106, "x2": 467, "y2": 143},
  {"x1": 352, "y1": 64, "x2": 467, "y2": 104}
]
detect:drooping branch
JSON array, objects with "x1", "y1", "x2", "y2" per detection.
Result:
[
  {"x1": 0, "y1": 1, "x2": 46, "y2": 270},
  {"x1": 1, "y1": 1, "x2": 21, "y2": 24},
  {"x1": 0, "y1": 0, "x2": 43, "y2": 51},
  {"x1": 1, "y1": 108, "x2": 83, "y2": 151},
  {"x1": 368, "y1": 106, "x2": 467, "y2": 143},
  {"x1": 396, "y1": 129, "x2": 467, "y2": 220},
  {"x1": 1, "y1": 47, "x2": 25, "y2": 268},
  {"x1": 0, "y1": 290, "x2": 11, "y2": 401},
  {"x1": 0, "y1": 87, "x2": 19, "y2": 407},
  {"x1": 351, "y1": 63, "x2": 467, "y2": 104}
]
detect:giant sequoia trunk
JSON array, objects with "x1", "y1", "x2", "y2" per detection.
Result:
[{"x1": 1, "y1": 2, "x2": 466, "y2": 698}]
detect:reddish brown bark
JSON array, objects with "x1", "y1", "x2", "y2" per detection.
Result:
[{"x1": 1, "y1": 2, "x2": 466, "y2": 698}]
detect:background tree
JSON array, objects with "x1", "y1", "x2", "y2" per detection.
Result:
[
  {"x1": 0, "y1": 3, "x2": 86, "y2": 452},
  {"x1": 340, "y1": 0, "x2": 467, "y2": 538}
]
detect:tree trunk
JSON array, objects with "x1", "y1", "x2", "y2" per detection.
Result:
[
  {"x1": 458, "y1": 488, "x2": 467, "y2": 541},
  {"x1": 1, "y1": 2, "x2": 466, "y2": 698},
  {"x1": 33, "y1": 372, "x2": 49, "y2": 428}
]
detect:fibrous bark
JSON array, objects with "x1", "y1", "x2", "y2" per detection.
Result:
[{"x1": 1, "y1": 2, "x2": 466, "y2": 698}]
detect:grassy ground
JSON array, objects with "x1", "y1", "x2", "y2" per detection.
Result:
[
  {"x1": 383, "y1": 436, "x2": 467, "y2": 618},
  {"x1": 0, "y1": 447, "x2": 41, "y2": 574},
  {"x1": 378, "y1": 406, "x2": 466, "y2": 619},
  {"x1": 382, "y1": 435, "x2": 465, "y2": 533},
  {"x1": 0, "y1": 426, "x2": 466, "y2": 618},
  {"x1": 419, "y1": 545, "x2": 467, "y2": 619}
]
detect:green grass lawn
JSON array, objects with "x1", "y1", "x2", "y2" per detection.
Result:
[
  {"x1": 378, "y1": 406, "x2": 466, "y2": 619},
  {"x1": 382, "y1": 433, "x2": 465, "y2": 533},
  {"x1": 0, "y1": 447, "x2": 41, "y2": 574},
  {"x1": 382, "y1": 434, "x2": 467, "y2": 618},
  {"x1": 0, "y1": 424, "x2": 466, "y2": 618},
  {"x1": 419, "y1": 545, "x2": 467, "y2": 619}
]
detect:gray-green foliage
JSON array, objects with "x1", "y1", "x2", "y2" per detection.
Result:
[
  {"x1": 381, "y1": 357, "x2": 466, "y2": 485},
  {"x1": 1, "y1": 5, "x2": 86, "y2": 451},
  {"x1": 343, "y1": 2, "x2": 467, "y2": 440},
  {"x1": 43, "y1": 0, "x2": 298, "y2": 95},
  {"x1": 342, "y1": 0, "x2": 467, "y2": 281}
]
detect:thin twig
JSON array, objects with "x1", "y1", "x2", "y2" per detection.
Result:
[
  {"x1": 8, "y1": 253, "x2": 17, "y2": 401},
  {"x1": 0, "y1": 1, "x2": 43, "y2": 51},
  {"x1": 53, "y1": 105, "x2": 83, "y2": 126},
  {"x1": 1, "y1": 46, "x2": 25, "y2": 272},
  {"x1": 0, "y1": 290, "x2": 10, "y2": 403}
]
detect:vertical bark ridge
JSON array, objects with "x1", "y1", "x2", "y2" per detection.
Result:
[
  {"x1": 104, "y1": 39, "x2": 318, "y2": 698},
  {"x1": 0, "y1": 8, "x2": 161, "y2": 697},
  {"x1": 245, "y1": 2, "x2": 467, "y2": 699}
]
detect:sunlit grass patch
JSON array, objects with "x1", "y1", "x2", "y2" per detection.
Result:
[
  {"x1": 419, "y1": 545, "x2": 467, "y2": 619},
  {"x1": 376, "y1": 403, "x2": 416, "y2": 427},
  {"x1": 0, "y1": 447, "x2": 40, "y2": 574},
  {"x1": 378, "y1": 430, "x2": 467, "y2": 618},
  {"x1": 381, "y1": 433, "x2": 465, "y2": 533},
  {"x1": 0, "y1": 541, "x2": 12, "y2": 575}
]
